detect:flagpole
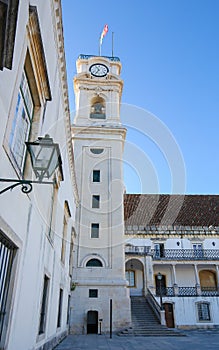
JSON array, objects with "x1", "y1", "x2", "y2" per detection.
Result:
[
  {"x1": 112, "y1": 32, "x2": 114, "y2": 57},
  {"x1": 99, "y1": 33, "x2": 101, "y2": 56}
]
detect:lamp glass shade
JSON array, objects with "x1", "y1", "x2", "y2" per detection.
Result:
[
  {"x1": 157, "y1": 272, "x2": 162, "y2": 281},
  {"x1": 26, "y1": 135, "x2": 61, "y2": 181}
]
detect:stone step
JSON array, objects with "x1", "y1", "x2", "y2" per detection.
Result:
[{"x1": 117, "y1": 296, "x2": 185, "y2": 337}]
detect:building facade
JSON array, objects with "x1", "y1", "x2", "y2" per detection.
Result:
[
  {"x1": 0, "y1": 1, "x2": 78, "y2": 349},
  {"x1": 125, "y1": 194, "x2": 219, "y2": 328}
]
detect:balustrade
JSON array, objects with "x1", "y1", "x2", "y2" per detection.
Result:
[
  {"x1": 125, "y1": 246, "x2": 219, "y2": 261},
  {"x1": 154, "y1": 286, "x2": 219, "y2": 297}
]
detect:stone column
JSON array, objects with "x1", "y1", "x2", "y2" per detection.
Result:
[
  {"x1": 145, "y1": 254, "x2": 155, "y2": 294},
  {"x1": 172, "y1": 264, "x2": 177, "y2": 284},
  {"x1": 160, "y1": 310, "x2": 166, "y2": 326},
  {"x1": 194, "y1": 264, "x2": 201, "y2": 295},
  {"x1": 172, "y1": 264, "x2": 179, "y2": 296},
  {"x1": 215, "y1": 265, "x2": 219, "y2": 289}
]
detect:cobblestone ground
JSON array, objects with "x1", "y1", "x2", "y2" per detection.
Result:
[{"x1": 55, "y1": 330, "x2": 219, "y2": 350}]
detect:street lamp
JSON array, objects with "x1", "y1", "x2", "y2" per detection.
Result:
[
  {"x1": 157, "y1": 272, "x2": 164, "y2": 310},
  {"x1": 0, "y1": 135, "x2": 63, "y2": 195}
]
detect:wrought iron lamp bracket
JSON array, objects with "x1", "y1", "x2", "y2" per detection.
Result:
[{"x1": 0, "y1": 179, "x2": 54, "y2": 195}]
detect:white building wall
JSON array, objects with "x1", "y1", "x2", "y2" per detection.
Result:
[
  {"x1": 162, "y1": 297, "x2": 219, "y2": 328},
  {"x1": 0, "y1": 1, "x2": 77, "y2": 349}
]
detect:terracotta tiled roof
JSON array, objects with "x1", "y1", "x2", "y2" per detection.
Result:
[{"x1": 124, "y1": 194, "x2": 219, "y2": 226}]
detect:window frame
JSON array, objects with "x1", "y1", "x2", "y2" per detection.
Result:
[
  {"x1": 154, "y1": 243, "x2": 165, "y2": 258},
  {"x1": 196, "y1": 302, "x2": 211, "y2": 322},
  {"x1": 91, "y1": 223, "x2": 99, "y2": 238},
  {"x1": 86, "y1": 258, "x2": 103, "y2": 267},
  {"x1": 9, "y1": 70, "x2": 34, "y2": 172},
  {"x1": 38, "y1": 275, "x2": 50, "y2": 335},
  {"x1": 57, "y1": 288, "x2": 63, "y2": 328},
  {"x1": 126, "y1": 270, "x2": 135, "y2": 288},
  {"x1": 92, "y1": 195, "x2": 100, "y2": 209},
  {"x1": 89, "y1": 289, "x2": 98, "y2": 298},
  {"x1": 92, "y1": 170, "x2": 100, "y2": 183},
  {"x1": 3, "y1": 6, "x2": 51, "y2": 178}
]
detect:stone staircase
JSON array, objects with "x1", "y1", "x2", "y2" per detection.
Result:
[{"x1": 118, "y1": 296, "x2": 185, "y2": 336}]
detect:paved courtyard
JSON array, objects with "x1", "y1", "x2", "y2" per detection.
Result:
[{"x1": 55, "y1": 330, "x2": 219, "y2": 350}]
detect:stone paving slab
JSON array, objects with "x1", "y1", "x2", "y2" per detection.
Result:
[{"x1": 54, "y1": 331, "x2": 219, "y2": 350}]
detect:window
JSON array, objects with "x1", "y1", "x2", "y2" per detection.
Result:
[
  {"x1": 0, "y1": 231, "x2": 17, "y2": 346},
  {"x1": 67, "y1": 295, "x2": 71, "y2": 325},
  {"x1": 9, "y1": 70, "x2": 34, "y2": 171},
  {"x1": 90, "y1": 148, "x2": 104, "y2": 155},
  {"x1": 197, "y1": 302, "x2": 211, "y2": 321},
  {"x1": 57, "y1": 288, "x2": 63, "y2": 328},
  {"x1": 154, "y1": 243, "x2": 165, "y2": 258},
  {"x1": 69, "y1": 229, "x2": 75, "y2": 276},
  {"x1": 86, "y1": 259, "x2": 103, "y2": 267},
  {"x1": 93, "y1": 170, "x2": 100, "y2": 182},
  {"x1": 61, "y1": 201, "x2": 71, "y2": 264},
  {"x1": 89, "y1": 289, "x2": 98, "y2": 298},
  {"x1": 61, "y1": 216, "x2": 67, "y2": 263},
  {"x1": 193, "y1": 243, "x2": 203, "y2": 258},
  {"x1": 92, "y1": 195, "x2": 100, "y2": 208},
  {"x1": 3, "y1": 7, "x2": 51, "y2": 176},
  {"x1": 39, "y1": 275, "x2": 50, "y2": 334},
  {"x1": 91, "y1": 223, "x2": 99, "y2": 238},
  {"x1": 126, "y1": 270, "x2": 135, "y2": 287},
  {"x1": 0, "y1": 0, "x2": 19, "y2": 70}
]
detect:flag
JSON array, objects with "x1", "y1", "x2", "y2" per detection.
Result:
[{"x1": 100, "y1": 24, "x2": 108, "y2": 45}]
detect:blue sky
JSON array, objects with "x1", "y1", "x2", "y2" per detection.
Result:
[{"x1": 62, "y1": 0, "x2": 219, "y2": 194}]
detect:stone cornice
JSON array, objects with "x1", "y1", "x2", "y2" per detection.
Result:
[
  {"x1": 125, "y1": 225, "x2": 219, "y2": 238},
  {"x1": 78, "y1": 84, "x2": 120, "y2": 94},
  {"x1": 72, "y1": 124, "x2": 127, "y2": 140},
  {"x1": 51, "y1": 0, "x2": 79, "y2": 206},
  {"x1": 74, "y1": 76, "x2": 123, "y2": 96}
]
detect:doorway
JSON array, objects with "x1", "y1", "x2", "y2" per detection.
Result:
[
  {"x1": 164, "y1": 303, "x2": 175, "y2": 328},
  {"x1": 155, "y1": 274, "x2": 166, "y2": 296},
  {"x1": 87, "y1": 311, "x2": 98, "y2": 334}
]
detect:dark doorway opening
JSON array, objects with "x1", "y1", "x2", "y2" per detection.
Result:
[
  {"x1": 155, "y1": 274, "x2": 167, "y2": 295},
  {"x1": 87, "y1": 310, "x2": 98, "y2": 334},
  {"x1": 164, "y1": 303, "x2": 175, "y2": 328}
]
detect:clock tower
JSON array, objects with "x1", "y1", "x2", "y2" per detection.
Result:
[{"x1": 71, "y1": 54, "x2": 131, "y2": 334}]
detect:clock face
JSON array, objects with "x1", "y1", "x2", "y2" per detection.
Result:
[{"x1": 89, "y1": 63, "x2": 109, "y2": 77}]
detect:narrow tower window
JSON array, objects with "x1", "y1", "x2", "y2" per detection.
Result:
[
  {"x1": 93, "y1": 170, "x2": 100, "y2": 182},
  {"x1": 91, "y1": 223, "x2": 99, "y2": 238},
  {"x1": 92, "y1": 195, "x2": 100, "y2": 208}
]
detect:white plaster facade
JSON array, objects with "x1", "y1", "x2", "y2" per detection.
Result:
[{"x1": 0, "y1": 1, "x2": 78, "y2": 349}]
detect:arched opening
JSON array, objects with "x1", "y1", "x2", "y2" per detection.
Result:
[
  {"x1": 87, "y1": 310, "x2": 98, "y2": 334},
  {"x1": 90, "y1": 96, "x2": 106, "y2": 119},
  {"x1": 199, "y1": 270, "x2": 217, "y2": 292},
  {"x1": 86, "y1": 258, "x2": 103, "y2": 267},
  {"x1": 125, "y1": 259, "x2": 144, "y2": 296}
]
